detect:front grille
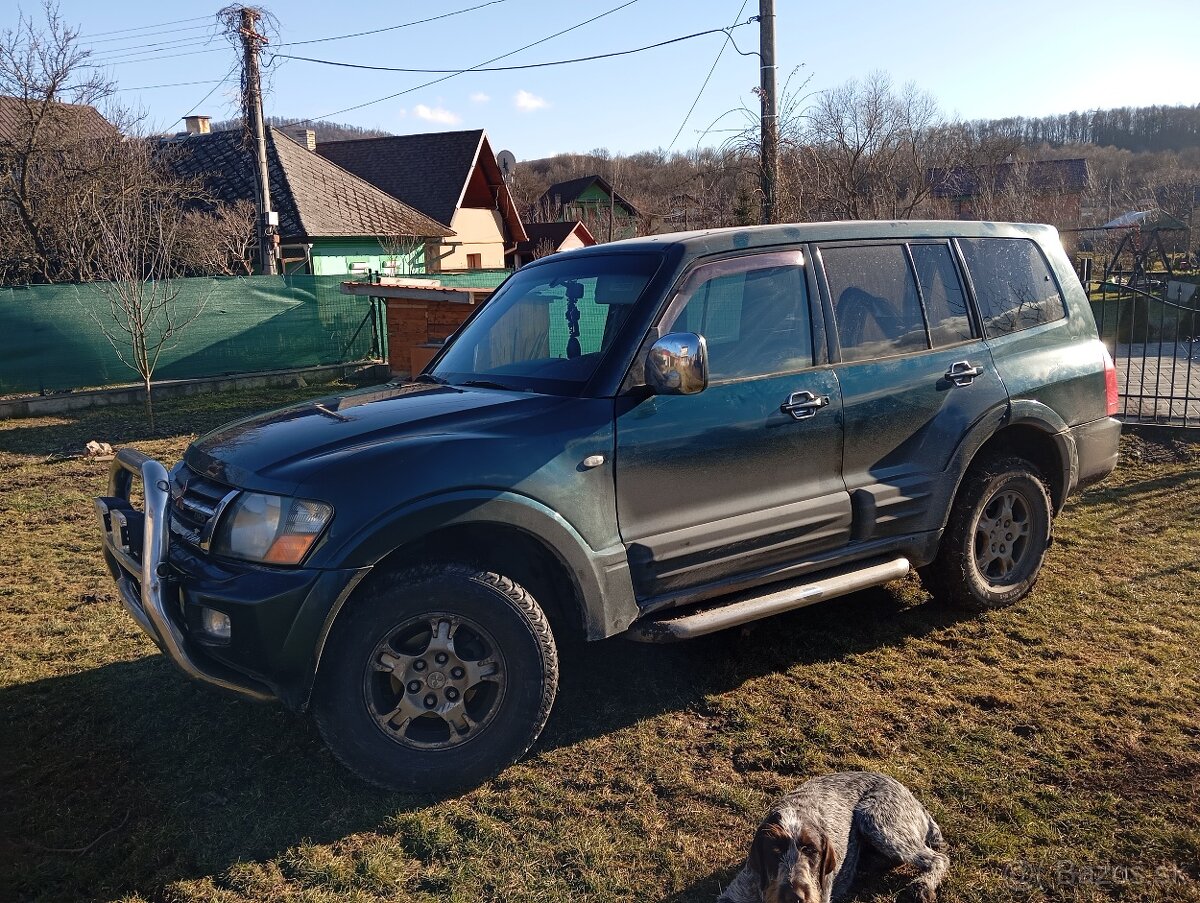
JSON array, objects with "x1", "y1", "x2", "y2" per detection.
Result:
[{"x1": 169, "y1": 463, "x2": 237, "y2": 549}]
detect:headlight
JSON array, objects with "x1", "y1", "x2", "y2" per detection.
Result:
[{"x1": 212, "y1": 492, "x2": 333, "y2": 565}]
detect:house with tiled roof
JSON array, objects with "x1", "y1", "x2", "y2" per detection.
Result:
[
  {"x1": 316, "y1": 129, "x2": 526, "y2": 272},
  {"x1": 0, "y1": 95, "x2": 116, "y2": 152},
  {"x1": 927, "y1": 158, "x2": 1090, "y2": 227},
  {"x1": 534, "y1": 175, "x2": 639, "y2": 241},
  {"x1": 514, "y1": 220, "x2": 597, "y2": 267},
  {"x1": 161, "y1": 122, "x2": 451, "y2": 275}
]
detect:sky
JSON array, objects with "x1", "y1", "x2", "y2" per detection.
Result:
[{"x1": 21, "y1": 0, "x2": 1200, "y2": 161}]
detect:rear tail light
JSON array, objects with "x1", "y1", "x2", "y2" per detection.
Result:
[{"x1": 1101, "y1": 346, "x2": 1119, "y2": 416}]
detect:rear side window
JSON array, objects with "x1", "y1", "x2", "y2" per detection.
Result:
[
  {"x1": 821, "y1": 245, "x2": 927, "y2": 362},
  {"x1": 909, "y1": 243, "x2": 974, "y2": 347},
  {"x1": 958, "y1": 238, "x2": 1066, "y2": 338},
  {"x1": 667, "y1": 251, "x2": 813, "y2": 380}
]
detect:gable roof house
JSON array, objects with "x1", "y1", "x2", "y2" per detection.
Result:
[
  {"x1": 534, "y1": 175, "x2": 640, "y2": 241},
  {"x1": 161, "y1": 122, "x2": 450, "y2": 275},
  {"x1": 927, "y1": 158, "x2": 1090, "y2": 229},
  {"x1": 514, "y1": 220, "x2": 597, "y2": 267},
  {"x1": 0, "y1": 95, "x2": 117, "y2": 153},
  {"x1": 316, "y1": 129, "x2": 526, "y2": 272}
]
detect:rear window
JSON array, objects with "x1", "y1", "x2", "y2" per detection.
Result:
[
  {"x1": 821, "y1": 244, "x2": 928, "y2": 362},
  {"x1": 958, "y1": 238, "x2": 1066, "y2": 338},
  {"x1": 909, "y1": 243, "x2": 974, "y2": 347}
]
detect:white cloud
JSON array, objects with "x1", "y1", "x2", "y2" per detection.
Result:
[
  {"x1": 469, "y1": 92, "x2": 490, "y2": 104},
  {"x1": 514, "y1": 89, "x2": 548, "y2": 112},
  {"x1": 413, "y1": 103, "x2": 461, "y2": 125}
]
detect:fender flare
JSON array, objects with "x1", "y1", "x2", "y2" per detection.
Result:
[
  {"x1": 286, "y1": 490, "x2": 639, "y2": 709},
  {"x1": 933, "y1": 400, "x2": 1077, "y2": 536}
]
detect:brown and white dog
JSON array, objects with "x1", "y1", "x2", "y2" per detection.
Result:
[{"x1": 717, "y1": 772, "x2": 949, "y2": 903}]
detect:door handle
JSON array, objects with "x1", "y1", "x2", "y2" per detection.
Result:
[
  {"x1": 945, "y1": 360, "x2": 983, "y2": 387},
  {"x1": 781, "y1": 390, "x2": 830, "y2": 420}
]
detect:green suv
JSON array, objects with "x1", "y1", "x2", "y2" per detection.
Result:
[{"x1": 96, "y1": 221, "x2": 1120, "y2": 790}]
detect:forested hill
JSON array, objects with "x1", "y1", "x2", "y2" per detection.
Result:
[
  {"x1": 211, "y1": 117, "x2": 392, "y2": 143},
  {"x1": 969, "y1": 104, "x2": 1200, "y2": 153}
]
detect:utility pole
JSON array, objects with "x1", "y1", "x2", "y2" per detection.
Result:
[
  {"x1": 758, "y1": 0, "x2": 778, "y2": 225},
  {"x1": 236, "y1": 7, "x2": 277, "y2": 275}
]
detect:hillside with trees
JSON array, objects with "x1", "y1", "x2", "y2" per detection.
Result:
[
  {"x1": 511, "y1": 87, "x2": 1200, "y2": 256},
  {"x1": 211, "y1": 116, "x2": 392, "y2": 143}
]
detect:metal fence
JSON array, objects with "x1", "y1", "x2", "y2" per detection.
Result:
[
  {"x1": 0, "y1": 275, "x2": 384, "y2": 395},
  {"x1": 1092, "y1": 281, "x2": 1200, "y2": 427}
]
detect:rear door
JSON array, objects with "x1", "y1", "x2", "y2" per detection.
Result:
[
  {"x1": 816, "y1": 240, "x2": 1008, "y2": 541},
  {"x1": 614, "y1": 250, "x2": 851, "y2": 602}
]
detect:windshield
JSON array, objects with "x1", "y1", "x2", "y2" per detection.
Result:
[{"x1": 431, "y1": 253, "x2": 663, "y2": 394}]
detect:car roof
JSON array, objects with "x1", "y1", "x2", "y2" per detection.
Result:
[{"x1": 559, "y1": 220, "x2": 1058, "y2": 262}]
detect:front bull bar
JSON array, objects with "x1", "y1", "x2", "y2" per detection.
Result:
[{"x1": 95, "y1": 447, "x2": 274, "y2": 701}]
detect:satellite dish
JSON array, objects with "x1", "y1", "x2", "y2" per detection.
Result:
[{"x1": 497, "y1": 149, "x2": 517, "y2": 181}]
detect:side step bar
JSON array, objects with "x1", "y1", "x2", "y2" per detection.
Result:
[{"x1": 624, "y1": 556, "x2": 911, "y2": 643}]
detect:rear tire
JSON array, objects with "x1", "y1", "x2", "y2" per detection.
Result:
[
  {"x1": 313, "y1": 564, "x2": 558, "y2": 792},
  {"x1": 920, "y1": 454, "x2": 1053, "y2": 610}
]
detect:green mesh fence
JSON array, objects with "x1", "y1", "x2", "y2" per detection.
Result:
[{"x1": 0, "y1": 275, "x2": 381, "y2": 395}]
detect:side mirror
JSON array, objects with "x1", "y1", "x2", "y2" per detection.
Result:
[{"x1": 646, "y1": 332, "x2": 708, "y2": 395}]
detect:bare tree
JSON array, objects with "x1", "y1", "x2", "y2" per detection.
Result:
[
  {"x1": 377, "y1": 233, "x2": 424, "y2": 276},
  {"x1": 531, "y1": 236, "x2": 557, "y2": 260},
  {"x1": 82, "y1": 143, "x2": 212, "y2": 428},
  {"x1": 0, "y1": 2, "x2": 124, "y2": 283},
  {"x1": 800, "y1": 71, "x2": 949, "y2": 221},
  {"x1": 177, "y1": 199, "x2": 257, "y2": 276}
]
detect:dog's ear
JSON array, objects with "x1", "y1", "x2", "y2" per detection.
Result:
[
  {"x1": 799, "y1": 824, "x2": 838, "y2": 880},
  {"x1": 819, "y1": 830, "x2": 837, "y2": 879},
  {"x1": 748, "y1": 812, "x2": 790, "y2": 890}
]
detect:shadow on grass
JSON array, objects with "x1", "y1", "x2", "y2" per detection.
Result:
[{"x1": 0, "y1": 584, "x2": 975, "y2": 902}]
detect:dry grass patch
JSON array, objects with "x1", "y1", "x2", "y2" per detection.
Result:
[{"x1": 1, "y1": 392, "x2": 1198, "y2": 902}]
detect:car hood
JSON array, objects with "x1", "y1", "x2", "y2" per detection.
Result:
[{"x1": 185, "y1": 382, "x2": 574, "y2": 493}]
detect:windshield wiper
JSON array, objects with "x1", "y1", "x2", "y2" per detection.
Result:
[
  {"x1": 458, "y1": 379, "x2": 519, "y2": 391},
  {"x1": 413, "y1": 373, "x2": 447, "y2": 385}
]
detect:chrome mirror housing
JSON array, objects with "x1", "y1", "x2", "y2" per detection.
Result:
[{"x1": 646, "y1": 332, "x2": 708, "y2": 395}]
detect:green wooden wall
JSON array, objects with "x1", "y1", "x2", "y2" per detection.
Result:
[{"x1": 309, "y1": 239, "x2": 425, "y2": 277}]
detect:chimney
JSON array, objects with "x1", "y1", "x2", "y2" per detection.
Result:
[
  {"x1": 184, "y1": 115, "x2": 211, "y2": 135},
  {"x1": 291, "y1": 128, "x2": 316, "y2": 151}
]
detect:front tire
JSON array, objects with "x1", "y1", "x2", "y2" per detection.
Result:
[
  {"x1": 920, "y1": 455, "x2": 1053, "y2": 610},
  {"x1": 313, "y1": 564, "x2": 558, "y2": 792}
]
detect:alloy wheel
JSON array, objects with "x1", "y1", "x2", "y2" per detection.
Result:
[{"x1": 364, "y1": 613, "x2": 506, "y2": 750}]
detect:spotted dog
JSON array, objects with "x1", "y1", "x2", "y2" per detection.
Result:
[{"x1": 718, "y1": 772, "x2": 949, "y2": 903}]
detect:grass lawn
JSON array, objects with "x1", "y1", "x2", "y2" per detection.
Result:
[{"x1": 1, "y1": 383, "x2": 1198, "y2": 902}]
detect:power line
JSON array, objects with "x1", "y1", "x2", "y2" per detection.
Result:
[
  {"x1": 163, "y1": 60, "x2": 241, "y2": 130},
  {"x1": 113, "y1": 78, "x2": 226, "y2": 91},
  {"x1": 86, "y1": 23, "x2": 212, "y2": 45},
  {"x1": 286, "y1": 0, "x2": 641, "y2": 125},
  {"x1": 271, "y1": 24, "x2": 753, "y2": 74},
  {"x1": 90, "y1": 37, "x2": 215, "y2": 62},
  {"x1": 79, "y1": 15, "x2": 209, "y2": 39},
  {"x1": 279, "y1": 0, "x2": 510, "y2": 47},
  {"x1": 667, "y1": 0, "x2": 750, "y2": 153},
  {"x1": 87, "y1": 47, "x2": 228, "y2": 67}
]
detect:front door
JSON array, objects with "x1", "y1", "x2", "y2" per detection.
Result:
[
  {"x1": 614, "y1": 250, "x2": 852, "y2": 603},
  {"x1": 817, "y1": 240, "x2": 1008, "y2": 541}
]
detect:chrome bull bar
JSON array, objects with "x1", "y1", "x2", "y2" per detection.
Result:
[{"x1": 96, "y1": 448, "x2": 274, "y2": 701}]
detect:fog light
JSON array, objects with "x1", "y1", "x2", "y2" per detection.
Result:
[{"x1": 200, "y1": 607, "x2": 232, "y2": 641}]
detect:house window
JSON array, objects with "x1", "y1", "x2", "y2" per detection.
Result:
[{"x1": 466, "y1": 253, "x2": 482, "y2": 269}]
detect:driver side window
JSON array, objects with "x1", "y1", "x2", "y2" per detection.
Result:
[{"x1": 665, "y1": 252, "x2": 813, "y2": 381}]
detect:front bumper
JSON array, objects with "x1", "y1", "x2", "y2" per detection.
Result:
[{"x1": 96, "y1": 448, "x2": 278, "y2": 702}]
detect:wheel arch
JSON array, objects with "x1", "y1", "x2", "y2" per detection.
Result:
[
  {"x1": 293, "y1": 491, "x2": 638, "y2": 711},
  {"x1": 949, "y1": 401, "x2": 1076, "y2": 522}
]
